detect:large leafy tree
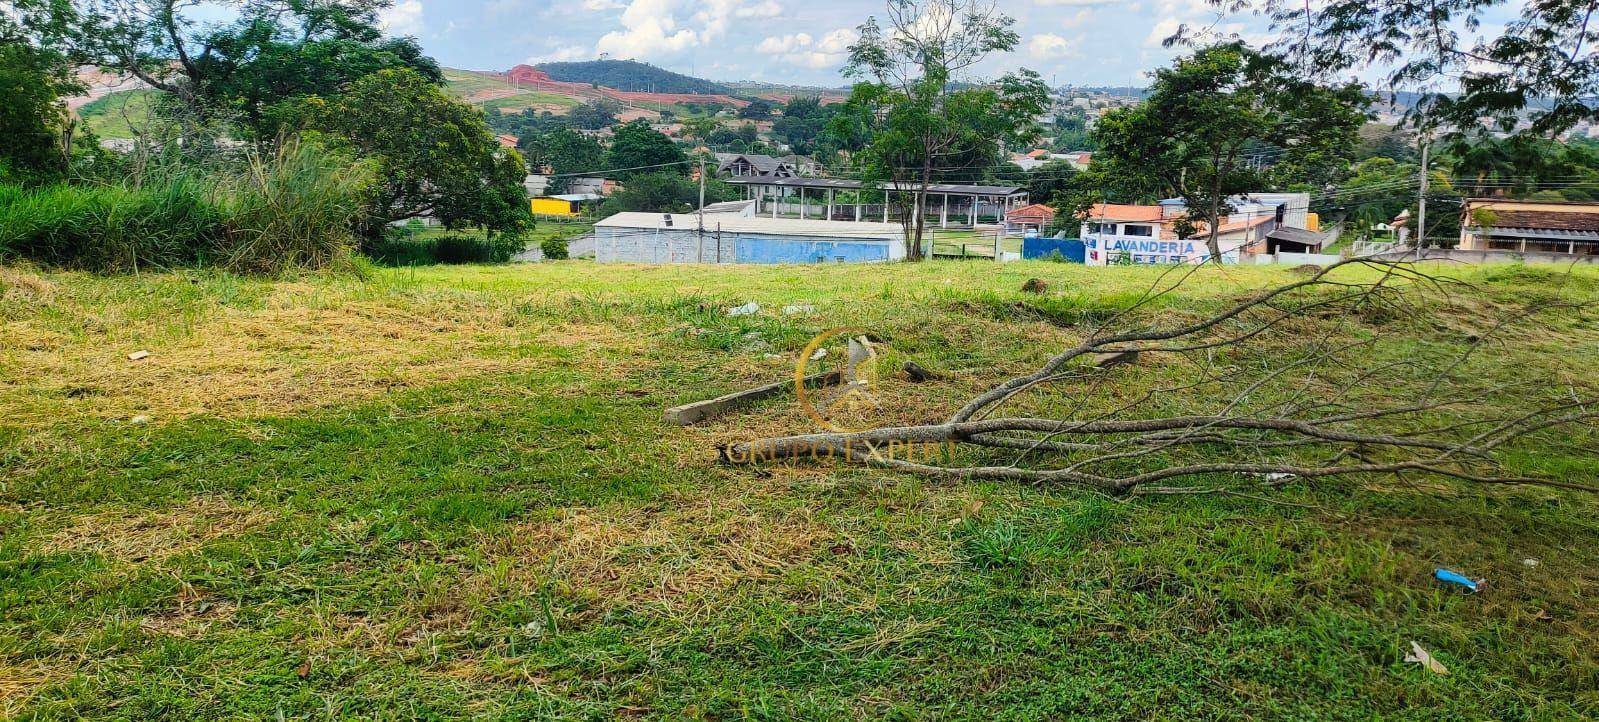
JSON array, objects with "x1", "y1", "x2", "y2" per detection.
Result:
[
  {"x1": 309, "y1": 68, "x2": 531, "y2": 237},
  {"x1": 520, "y1": 127, "x2": 604, "y2": 194},
  {"x1": 1072, "y1": 43, "x2": 1369, "y2": 260},
  {"x1": 74, "y1": 0, "x2": 435, "y2": 135},
  {"x1": 604, "y1": 120, "x2": 687, "y2": 179},
  {"x1": 198, "y1": 3, "x2": 441, "y2": 138},
  {"x1": 0, "y1": 0, "x2": 81, "y2": 183},
  {"x1": 1212, "y1": 0, "x2": 1599, "y2": 138},
  {"x1": 839, "y1": 0, "x2": 1049, "y2": 260}
]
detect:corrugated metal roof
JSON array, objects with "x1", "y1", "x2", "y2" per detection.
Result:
[
  {"x1": 724, "y1": 176, "x2": 1025, "y2": 195},
  {"x1": 594, "y1": 212, "x2": 905, "y2": 238}
]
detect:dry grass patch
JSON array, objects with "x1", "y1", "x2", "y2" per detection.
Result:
[
  {"x1": 0, "y1": 662, "x2": 58, "y2": 718},
  {"x1": 1, "y1": 289, "x2": 645, "y2": 429},
  {"x1": 35, "y1": 496, "x2": 274, "y2": 565},
  {"x1": 477, "y1": 490, "x2": 835, "y2": 611}
]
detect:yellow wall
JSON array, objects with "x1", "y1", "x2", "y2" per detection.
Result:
[
  {"x1": 531, "y1": 198, "x2": 577, "y2": 216},
  {"x1": 1306, "y1": 212, "x2": 1320, "y2": 232}
]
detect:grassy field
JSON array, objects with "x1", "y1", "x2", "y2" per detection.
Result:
[
  {"x1": 75, "y1": 90, "x2": 158, "y2": 140},
  {"x1": 443, "y1": 70, "x2": 583, "y2": 114},
  {"x1": 3, "y1": 259, "x2": 1599, "y2": 719}
]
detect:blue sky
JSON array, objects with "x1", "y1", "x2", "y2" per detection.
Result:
[{"x1": 379, "y1": 0, "x2": 1527, "y2": 88}]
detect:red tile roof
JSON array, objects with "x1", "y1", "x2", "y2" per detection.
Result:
[
  {"x1": 1006, "y1": 203, "x2": 1058, "y2": 221},
  {"x1": 1085, "y1": 203, "x2": 1164, "y2": 222},
  {"x1": 1471, "y1": 209, "x2": 1599, "y2": 232}
]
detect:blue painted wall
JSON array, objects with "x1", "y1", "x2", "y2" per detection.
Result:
[
  {"x1": 733, "y1": 234, "x2": 891, "y2": 264},
  {"x1": 1022, "y1": 236, "x2": 1085, "y2": 263}
]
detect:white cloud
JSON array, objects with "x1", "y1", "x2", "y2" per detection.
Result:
[
  {"x1": 1034, "y1": 0, "x2": 1113, "y2": 5},
  {"x1": 755, "y1": 27, "x2": 855, "y2": 69},
  {"x1": 379, "y1": 0, "x2": 424, "y2": 37},
  {"x1": 1028, "y1": 33, "x2": 1080, "y2": 61},
  {"x1": 582, "y1": 0, "x2": 627, "y2": 8},
  {"x1": 591, "y1": 0, "x2": 783, "y2": 61},
  {"x1": 757, "y1": 33, "x2": 813, "y2": 54},
  {"x1": 1060, "y1": 8, "x2": 1096, "y2": 29},
  {"x1": 1145, "y1": 17, "x2": 1181, "y2": 47},
  {"x1": 595, "y1": 0, "x2": 699, "y2": 58},
  {"x1": 527, "y1": 43, "x2": 592, "y2": 63}
]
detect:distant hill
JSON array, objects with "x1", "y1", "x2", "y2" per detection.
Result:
[{"x1": 534, "y1": 60, "x2": 731, "y2": 95}]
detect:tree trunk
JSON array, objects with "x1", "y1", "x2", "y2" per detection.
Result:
[{"x1": 912, "y1": 157, "x2": 933, "y2": 261}]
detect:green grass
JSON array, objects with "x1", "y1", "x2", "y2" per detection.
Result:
[
  {"x1": 75, "y1": 89, "x2": 158, "y2": 140},
  {"x1": 443, "y1": 70, "x2": 583, "y2": 114},
  {"x1": 2, "y1": 260, "x2": 1598, "y2": 718},
  {"x1": 481, "y1": 92, "x2": 581, "y2": 113}
]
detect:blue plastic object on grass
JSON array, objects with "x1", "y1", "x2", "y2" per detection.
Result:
[{"x1": 1434, "y1": 568, "x2": 1482, "y2": 592}]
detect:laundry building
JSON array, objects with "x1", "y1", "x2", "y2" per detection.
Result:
[{"x1": 1080, "y1": 194, "x2": 1312, "y2": 265}]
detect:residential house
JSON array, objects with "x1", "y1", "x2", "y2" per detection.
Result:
[
  {"x1": 1458, "y1": 199, "x2": 1599, "y2": 256},
  {"x1": 714, "y1": 153, "x2": 796, "y2": 178},
  {"x1": 1004, "y1": 203, "x2": 1057, "y2": 235},
  {"x1": 780, "y1": 154, "x2": 820, "y2": 176},
  {"x1": 495, "y1": 134, "x2": 520, "y2": 150}
]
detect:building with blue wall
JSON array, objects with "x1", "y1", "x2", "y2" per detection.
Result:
[{"x1": 592, "y1": 213, "x2": 908, "y2": 264}]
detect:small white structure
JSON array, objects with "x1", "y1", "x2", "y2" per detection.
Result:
[{"x1": 593, "y1": 213, "x2": 907, "y2": 264}]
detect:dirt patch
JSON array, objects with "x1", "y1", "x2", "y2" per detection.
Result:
[{"x1": 36, "y1": 496, "x2": 274, "y2": 565}]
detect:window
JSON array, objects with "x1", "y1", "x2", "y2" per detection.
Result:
[
  {"x1": 1123, "y1": 224, "x2": 1154, "y2": 237},
  {"x1": 1085, "y1": 222, "x2": 1105, "y2": 234}
]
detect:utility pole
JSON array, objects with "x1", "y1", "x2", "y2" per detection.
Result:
[
  {"x1": 697, "y1": 159, "x2": 706, "y2": 214},
  {"x1": 1416, "y1": 135, "x2": 1430, "y2": 252}
]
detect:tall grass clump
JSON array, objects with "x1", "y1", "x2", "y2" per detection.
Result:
[
  {"x1": 0, "y1": 175, "x2": 223, "y2": 272},
  {"x1": 0, "y1": 138, "x2": 373, "y2": 274},
  {"x1": 215, "y1": 140, "x2": 376, "y2": 274}
]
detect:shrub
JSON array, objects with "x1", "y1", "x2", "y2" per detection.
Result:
[
  {"x1": 540, "y1": 234, "x2": 569, "y2": 260},
  {"x1": 0, "y1": 138, "x2": 373, "y2": 274},
  {"x1": 365, "y1": 231, "x2": 524, "y2": 266},
  {"x1": 0, "y1": 176, "x2": 224, "y2": 271}
]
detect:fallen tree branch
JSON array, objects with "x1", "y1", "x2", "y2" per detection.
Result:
[{"x1": 722, "y1": 259, "x2": 1599, "y2": 496}]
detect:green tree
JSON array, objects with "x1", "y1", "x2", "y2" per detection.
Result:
[
  {"x1": 566, "y1": 100, "x2": 621, "y2": 130},
  {"x1": 309, "y1": 69, "x2": 531, "y2": 238},
  {"x1": 520, "y1": 128, "x2": 604, "y2": 193},
  {"x1": 604, "y1": 120, "x2": 687, "y2": 179},
  {"x1": 771, "y1": 96, "x2": 839, "y2": 155},
  {"x1": 737, "y1": 99, "x2": 774, "y2": 119},
  {"x1": 197, "y1": 4, "x2": 441, "y2": 138},
  {"x1": 76, "y1": 0, "x2": 434, "y2": 135},
  {"x1": 679, "y1": 116, "x2": 718, "y2": 144},
  {"x1": 597, "y1": 172, "x2": 735, "y2": 215},
  {"x1": 1079, "y1": 43, "x2": 1369, "y2": 260},
  {"x1": 0, "y1": 0, "x2": 80, "y2": 183},
  {"x1": 1217, "y1": 0, "x2": 1599, "y2": 138},
  {"x1": 839, "y1": 0, "x2": 1049, "y2": 259}
]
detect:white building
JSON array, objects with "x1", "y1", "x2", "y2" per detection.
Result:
[
  {"x1": 1080, "y1": 193, "x2": 1310, "y2": 265},
  {"x1": 593, "y1": 213, "x2": 907, "y2": 264}
]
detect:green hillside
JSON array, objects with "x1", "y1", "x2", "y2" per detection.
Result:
[
  {"x1": 443, "y1": 69, "x2": 583, "y2": 113},
  {"x1": 535, "y1": 59, "x2": 732, "y2": 95},
  {"x1": 76, "y1": 89, "x2": 158, "y2": 139}
]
